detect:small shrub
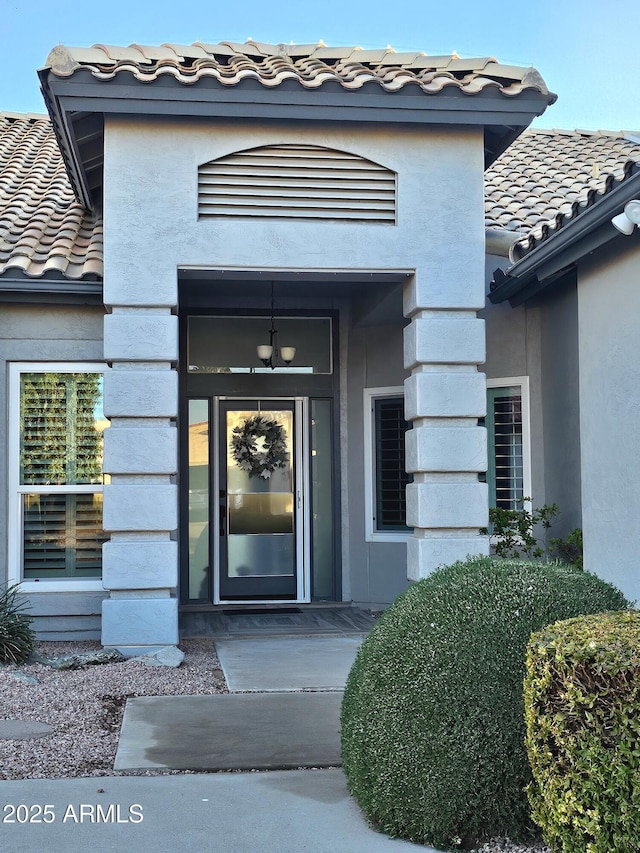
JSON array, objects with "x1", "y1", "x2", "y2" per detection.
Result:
[
  {"x1": 0, "y1": 584, "x2": 35, "y2": 664},
  {"x1": 549, "y1": 527, "x2": 583, "y2": 570},
  {"x1": 483, "y1": 499, "x2": 559, "y2": 560},
  {"x1": 525, "y1": 610, "x2": 640, "y2": 853},
  {"x1": 340, "y1": 556, "x2": 628, "y2": 851}
]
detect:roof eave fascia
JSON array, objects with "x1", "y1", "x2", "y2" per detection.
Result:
[
  {"x1": 0, "y1": 273, "x2": 103, "y2": 303},
  {"x1": 47, "y1": 79, "x2": 552, "y2": 123},
  {"x1": 489, "y1": 168, "x2": 640, "y2": 305},
  {"x1": 38, "y1": 68, "x2": 94, "y2": 211},
  {"x1": 39, "y1": 67, "x2": 553, "y2": 208}
]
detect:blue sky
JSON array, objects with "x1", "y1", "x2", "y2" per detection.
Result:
[{"x1": 1, "y1": 0, "x2": 637, "y2": 131}]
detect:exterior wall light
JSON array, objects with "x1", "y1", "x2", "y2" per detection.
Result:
[{"x1": 611, "y1": 199, "x2": 640, "y2": 235}]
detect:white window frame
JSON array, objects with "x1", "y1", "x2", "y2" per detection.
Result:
[
  {"x1": 363, "y1": 379, "x2": 532, "y2": 545},
  {"x1": 8, "y1": 362, "x2": 107, "y2": 593},
  {"x1": 364, "y1": 386, "x2": 412, "y2": 543},
  {"x1": 485, "y1": 376, "x2": 532, "y2": 512}
]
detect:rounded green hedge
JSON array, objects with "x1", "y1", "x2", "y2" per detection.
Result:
[{"x1": 340, "y1": 557, "x2": 629, "y2": 851}]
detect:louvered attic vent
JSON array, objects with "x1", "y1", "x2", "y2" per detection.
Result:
[{"x1": 198, "y1": 144, "x2": 396, "y2": 223}]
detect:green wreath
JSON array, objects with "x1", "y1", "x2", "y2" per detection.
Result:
[{"x1": 231, "y1": 415, "x2": 288, "y2": 479}]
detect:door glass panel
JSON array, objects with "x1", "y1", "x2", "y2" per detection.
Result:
[
  {"x1": 188, "y1": 400, "x2": 210, "y2": 599},
  {"x1": 228, "y1": 534, "x2": 295, "y2": 578},
  {"x1": 225, "y1": 409, "x2": 295, "y2": 579},
  {"x1": 311, "y1": 399, "x2": 334, "y2": 598}
]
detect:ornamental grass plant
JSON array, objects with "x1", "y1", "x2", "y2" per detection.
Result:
[
  {"x1": 0, "y1": 583, "x2": 35, "y2": 664},
  {"x1": 340, "y1": 556, "x2": 629, "y2": 851}
]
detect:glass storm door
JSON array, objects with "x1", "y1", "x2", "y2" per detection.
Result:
[{"x1": 219, "y1": 400, "x2": 299, "y2": 600}]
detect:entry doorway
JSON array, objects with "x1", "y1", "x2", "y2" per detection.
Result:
[
  {"x1": 181, "y1": 305, "x2": 340, "y2": 607},
  {"x1": 186, "y1": 397, "x2": 310, "y2": 604},
  {"x1": 219, "y1": 399, "x2": 306, "y2": 601}
]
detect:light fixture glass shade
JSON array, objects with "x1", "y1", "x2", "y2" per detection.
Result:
[
  {"x1": 280, "y1": 346, "x2": 296, "y2": 363},
  {"x1": 625, "y1": 199, "x2": 640, "y2": 224},
  {"x1": 257, "y1": 345, "x2": 273, "y2": 360}
]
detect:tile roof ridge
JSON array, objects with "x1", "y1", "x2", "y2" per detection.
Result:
[
  {"x1": 528, "y1": 127, "x2": 640, "y2": 139},
  {"x1": 0, "y1": 110, "x2": 50, "y2": 122}
]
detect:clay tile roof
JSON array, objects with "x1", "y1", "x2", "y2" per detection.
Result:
[
  {"x1": 484, "y1": 128, "x2": 640, "y2": 248},
  {"x1": 44, "y1": 40, "x2": 553, "y2": 100},
  {"x1": 0, "y1": 112, "x2": 102, "y2": 280}
]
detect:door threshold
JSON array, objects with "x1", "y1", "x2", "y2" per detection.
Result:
[{"x1": 180, "y1": 601, "x2": 346, "y2": 612}]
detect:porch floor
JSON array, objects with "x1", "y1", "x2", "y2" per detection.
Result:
[{"x1": 179, "y1": 604, "x2": 380, "y2": 638}]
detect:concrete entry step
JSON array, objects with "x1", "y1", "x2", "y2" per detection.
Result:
[
  {"x1": 114, "y1": 692, "x2": 343, "y2": 772},
  {"x1": 215, "y1": 635, "x2": 363, "y2": 692}
]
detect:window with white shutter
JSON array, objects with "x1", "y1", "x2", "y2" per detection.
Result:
[
  {"x1": 482, "y1": 378, "x2": 532, "y2": 511},
  {"x1": 11, "y1": 367, "x2": 109, "y2": 581}
]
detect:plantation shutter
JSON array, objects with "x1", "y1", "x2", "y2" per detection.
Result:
[
  {"x1": 20, "y1": 373, "x2": 104, "y2": 486},
  {"x1": 19, "y1": 371, "x2": 107, "y2": 579},
  {"x1": 22, "y1": 494, "x2": 105, "y2": 579},
  {"x1": 374, "y1": 397, "x2": 411, "y2": 530},
  {"x1": 486, "y1": 387, "x2": 524, "y2": 510}
]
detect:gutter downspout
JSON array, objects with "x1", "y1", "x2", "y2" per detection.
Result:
[{"x1": 485, "y1": 227, "x2": 524, "y2": 257}]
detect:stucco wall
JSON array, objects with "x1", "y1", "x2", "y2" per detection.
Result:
[
  {"x1": 540, "y1": 277, "x2": 582, "y2": 534},
  {"x1": 0, "y1": 302, "x2": 106, "y2": 638},
  {"x1": 101, "y1": 115, "x2": 487, "y2": 622},
  {"x1": 482, "y1": 256, "x2": 546, "y2": 508},
  {"x1": 482, "y1": 259, "x2": 582, "y2": 541},
  {"x1": 577, "y1": 238, "x2": 640, "y2": 603},
  {"x1": 347, "y1": 322, "x2": 411, "y2": 608},
  {"x1": 103, "y1": 117, "x2": 485, "y2": 306}
]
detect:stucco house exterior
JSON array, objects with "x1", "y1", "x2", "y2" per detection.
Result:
[
  {"x1": 3, "y1": 40, "x2": 636, "y2": 652},
  {"x1": 487, "y1": 131, "x2": 640, "y2": 605}
]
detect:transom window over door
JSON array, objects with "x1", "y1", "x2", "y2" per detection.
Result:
[
  {"x1": 187, "y1": 315, "x2": 333, "y2": 375},
  {"x1": 9, "y1": 364, "x2": 109, "y2": 587}
]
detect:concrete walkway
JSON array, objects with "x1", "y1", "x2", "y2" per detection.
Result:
[
  {"x1": 215, "y1": 635, "x2": 364, "y2": 691},
  {"x1": 2, "y1": 629, "x2": 444, "y2": 852},
  {"x1": 0, "y1": 770, "x2": 434, "y2": 852},
  {"x1": 115, "y1": 634, "x2": 364, "y2": 771},
  {"x1": 114, "y1": 692, "x2": 343, "y2": 770}
]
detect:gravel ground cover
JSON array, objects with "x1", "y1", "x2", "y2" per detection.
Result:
[
  {"x1": 0, "y1": 639, "x2": 550, "y2": 852},
  {"x1": 0, "y1": 639, "x2": 226, "y2": 780}
]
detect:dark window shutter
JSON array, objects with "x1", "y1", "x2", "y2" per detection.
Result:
[{"x1": 374, "y1": 397, "x2": 411, "y2": 531}]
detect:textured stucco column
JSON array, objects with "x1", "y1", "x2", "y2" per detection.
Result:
[
  {"x1": 403, "y1": 284, "x2": 490, "y2": 580},
  {"x1": 100, "y1": 307, "x2": 179, "y2": 654}
]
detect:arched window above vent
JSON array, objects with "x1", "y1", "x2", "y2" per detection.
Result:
[{"x1": 198, "y1": 144, "x2": 396, "y2": 223}]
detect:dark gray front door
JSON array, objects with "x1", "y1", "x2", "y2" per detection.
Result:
[{"x1": 219, "y1": 400, "x2": 298, "y2": 600}]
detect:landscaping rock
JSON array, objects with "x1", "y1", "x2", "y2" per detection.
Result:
[
  {"x1": 45, "y1": 649, "x2": 126, "y2": 670},
  {"x1": 134, "y1": 646, "x2": 185, "y2": 668},
  {"x1": 4, "y1": 670, "x2": 41, "y2": 685}
]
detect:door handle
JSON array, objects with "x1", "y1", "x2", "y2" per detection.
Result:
[{"x1": 219, "y1": 492, "x2": 226, "y2": 538}]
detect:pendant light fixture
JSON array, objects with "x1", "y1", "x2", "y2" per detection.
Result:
[{"x1": 256, "y1": 281, "x2": 296, "y2": 369}]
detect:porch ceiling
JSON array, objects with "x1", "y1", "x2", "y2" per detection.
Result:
[{"x1": 178, "y1": 271, "x2": 408, "y2": 326}]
